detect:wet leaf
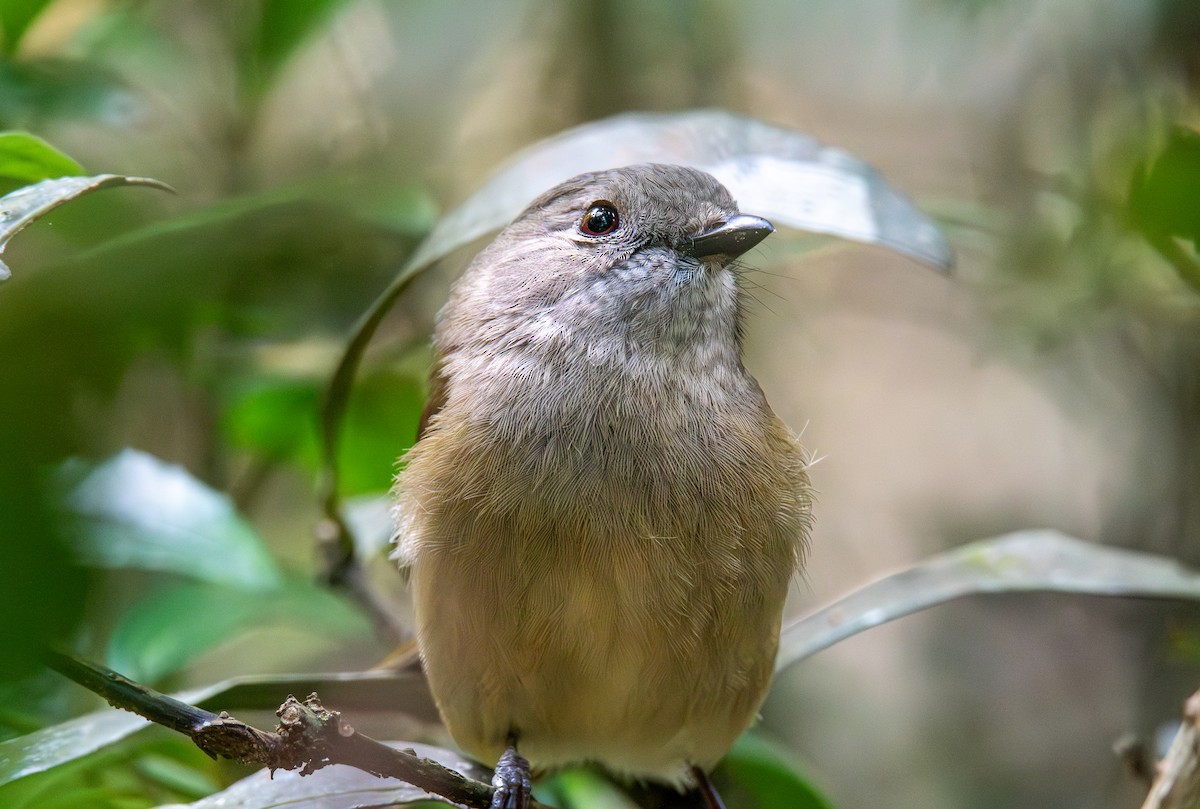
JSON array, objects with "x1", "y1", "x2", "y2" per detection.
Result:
[
  {"x1": 57, "y1": 449, "x2": 282, "y2": 590},
  {"x1": 777, "y1": 530, "x2": 1200, "y2": 672},
  {"x1": 0, "y1": 172, "x2": 172, "y2": 280}
]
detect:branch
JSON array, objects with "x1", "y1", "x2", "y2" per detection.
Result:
[
  {"x1": 45, "y1": 650, "x2": 540, "y2": 809},
  {"x1": 1141, "y1": 688, "x2": 1200, "y2": 809}
]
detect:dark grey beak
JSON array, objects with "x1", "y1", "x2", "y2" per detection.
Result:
[{"x1": 682, "y1": 214, "x2": 774, "y2": 258}]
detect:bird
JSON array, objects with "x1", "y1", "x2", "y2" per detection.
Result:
[{"x1": 392, "y1": 163, "x2": 812, "y2": 809}]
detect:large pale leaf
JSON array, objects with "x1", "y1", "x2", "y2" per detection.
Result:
[
  {"x1": 777, "y1": 530, "x2": 1200, "y2": 672},
  {"x1": 404, "y1": 109, "x2": 953, "y2": 281},
  {"x1": 0, "y1": 172, "x2": 172, "y2": 280},
  {"x1": 156, "y1": 742, "x2": 487, "y2": 809},
  {"x1": 319, "y1": 109, "x2": 954, "y2": 506},
  {"x1": 0, "y1": 670, "x2": 437, "y2": 787},
  {"x1": 57, "y1": 449, "x2": 281, "y2": 589}
]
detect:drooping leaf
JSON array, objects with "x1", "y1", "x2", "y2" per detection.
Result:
[
  {"x1": 713, "y1": 732, "x2": 834, "y2": 809},
  {"x1": 0, "y1": 173, "x2": 172, "y2": 280},
  {"x1": 0, "y1": 670, "x2": 437, "y2": 787},
  {"x1": 777, "y1": 530, "x2": 1200, "y2": 672},
  {"x1": 0, "y1": 132, "x2": 84, "y2": 184},
  {"x1": 320, "y1": 110, "x2": 954, "y2": 502},
  {"x1": 404, "y1": 109, "x2": 954, "y2": 281},
  {"x1": 57, "y1": 449, "x2": 282, "y2": 590}
]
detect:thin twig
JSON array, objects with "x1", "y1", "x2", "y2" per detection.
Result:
[
  {"x1": 1140, "y1": 688, "x2": 1200, "y2": 809},
  {"x1": 44, "y1": 650, "x2": 538, "y2": 809}
]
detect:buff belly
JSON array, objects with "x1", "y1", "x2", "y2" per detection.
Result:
[{"x1": 408, "y1": 518, "x2": 786, "y2": 785}]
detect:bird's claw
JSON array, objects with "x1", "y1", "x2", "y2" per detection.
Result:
[{"x1": 491, "y1": 745, "x2": 532, "y2": 809}]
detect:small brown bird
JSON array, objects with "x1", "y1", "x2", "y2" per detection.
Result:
[{"x1": 393, "y1": 164, "x2": 812, "y2": 808}]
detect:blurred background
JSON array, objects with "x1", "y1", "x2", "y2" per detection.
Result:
[{"x1": 1, "y1": 1, "x2": 1199, "y2": 807}]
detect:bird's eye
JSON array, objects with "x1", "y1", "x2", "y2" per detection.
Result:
[{"x1": 580, "y1": 202, "x2": 619, "y2": 236}]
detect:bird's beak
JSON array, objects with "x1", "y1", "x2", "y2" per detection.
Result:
[{"x1": 683, "y1": 214, "x2": 774, "y2": 259}]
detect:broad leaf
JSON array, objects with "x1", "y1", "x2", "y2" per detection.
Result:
[
  {"x1": 777, "y1": 530, "x2": 1200, "y2": 672},
  {"x1": 57, "y1": 449, "x2": 282, "y2": 590},
  {"x1": 0, "y1": 172, "x2": 171, "y2": 280},
  {"x1": 404, "y1": 109, "x2": 954, "y2": 281},
  {"x1": 320, "y1": 110, "x2": 954, "y2": 497}
]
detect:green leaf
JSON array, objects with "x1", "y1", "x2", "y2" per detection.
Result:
[
  {"x1": 57, "y1": 449, "x2": 282, "y2": 590},
  {"x1": 105, "y1": 576, "x2": 371, "y2": 682},
  {"x1": 0, "y1": 172, "x2": 172, "y2": 280},
  {"x1": 255, "y1": 0, "x2": 348, "y2": 84},
  {"x1": 713, "y1": 732, "x2": 834, "y2": 809},
  {"x1": 339, "y1": 369, "x2": 426, "y2": 496},
  {"x1": 222, "y1": 378, "x2": 321, "y2": 468},
  {"x1": 0, "y1": 132, "x2": 84, "y2": 184},
  {"x1": 541, "y1": 769, "x2": 640, "y2": 809},
  {"x1": 0, "y1": 732, "x2": 220, "y2": 809},
  {"x1": 777, "y1": 530, "x2": 1200, "y2": 673},
  {"x1": 223, "y1": 367, "x2": 425, "y2": 497},
  {"x1": 1130, "y1": 126, "x2": 1200, "y2": 246},
  {"x1": 235, "y1": 0, "x2": 351, "y2": 98},
  {"x1": 0, "y1": 0, "x2": 53, "y2": 55},
  {"x1": 0, "y1": 460, "x2": 88, "y2": 681}
]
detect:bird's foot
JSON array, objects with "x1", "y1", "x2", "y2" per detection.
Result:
[
  {"x1": 491, "y1": 744, "x2": 532, "y2": 809},
  {"x1": 691, "y1": 765, "x2": 727, "y2": 809}
]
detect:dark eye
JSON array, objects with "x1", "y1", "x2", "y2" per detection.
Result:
[{"x1": 580, "y1": 202, "x2": 619, "y2": 236}]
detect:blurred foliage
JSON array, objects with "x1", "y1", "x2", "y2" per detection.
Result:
[
  {"x1": 0, "y1": 0, "x2": 1198, "y2": 807},
  {"x1": 0, "y1": 732, "x2": 231, "y2": 809},
  {"x1": 0, "y1": 131, "x2": 81, "y2": 183}
]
